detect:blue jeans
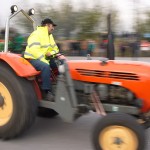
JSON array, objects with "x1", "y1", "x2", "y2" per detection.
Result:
[{"x1": 29, "y1": 59, "x2": 57, "y2": 91}]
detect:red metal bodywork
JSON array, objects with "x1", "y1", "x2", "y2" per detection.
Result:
[
  {"x1": 68, "y1": 60, "x2": 150, "y2": 112},
  {"x1": 0, "y1": 52, "x2": 40, "y2": 77}
]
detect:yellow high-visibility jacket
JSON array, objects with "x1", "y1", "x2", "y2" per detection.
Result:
[{"x1": 24, "y1": 26, "x2": 59, "y2": 64}]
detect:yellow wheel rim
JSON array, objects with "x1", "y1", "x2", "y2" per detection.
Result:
[
  {"x1": 99, "y1": 125, "x2": 138, "y2": 150},
  {"x1": 0, "y1": 82, "x2": 13, "y2": 126}
]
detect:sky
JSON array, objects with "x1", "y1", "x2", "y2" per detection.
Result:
[{"x1": 1, "y1": 0, "x2": 150, "y2": 32}]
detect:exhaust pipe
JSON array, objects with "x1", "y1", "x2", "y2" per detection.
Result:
[{"x1": 107, "y1": 13, "x2": 115, "y2": 60}]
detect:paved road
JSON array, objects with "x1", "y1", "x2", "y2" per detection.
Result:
[
  {"x1": 0, "y1": 113, "x2": 99, "y2": 150},
  {"x1": 0, "y1": 57, "x2": 150, "y2": 150},
  {"x1": 0, "y1": 113, "x2": 150, "y2": 150}
]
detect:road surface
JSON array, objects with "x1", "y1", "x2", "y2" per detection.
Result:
[{"x1": 0, "y1": 112, "x2": 150, "y2": 150}]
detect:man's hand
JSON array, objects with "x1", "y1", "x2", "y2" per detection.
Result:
[{"x1": 45, "y1": 52, "x2": 52, "y2": 57}]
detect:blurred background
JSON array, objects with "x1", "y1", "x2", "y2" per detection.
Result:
[{"x1": 1, "y1": 0, "x2": 150, "y2": 57}]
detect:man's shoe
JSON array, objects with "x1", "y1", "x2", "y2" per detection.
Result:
[
  {"x1": 43, "y1": 91, "x2": 55, "y2": 102},
  {"x1": 45, "y1": 91, "x2": 54, "y2": 102}
]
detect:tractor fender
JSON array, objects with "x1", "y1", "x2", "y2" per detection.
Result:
[{"x1": 0, "y1": 52, "x2": 40, "y2": 77}]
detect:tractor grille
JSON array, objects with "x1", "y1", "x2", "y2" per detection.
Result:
[
  {"x1": 76, "y1": 69, "x2": 139, "y2": 80},
  {"x1": 109, "y1": 72, "x2": 139, "y2": 80},
  {"x1": 76, "y1": 69, "x2": 107, "y2": 77}
]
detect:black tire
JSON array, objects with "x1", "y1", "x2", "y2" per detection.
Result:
[
  {"x1": 0, "y1": 63, "x2": 38, "y2": 139},
  {"x1": 38, "y1": 107, "x2": 58, "y2": 118},
  {"x1": 92, "y1": 113, "x2": 146, "y2": 150}
]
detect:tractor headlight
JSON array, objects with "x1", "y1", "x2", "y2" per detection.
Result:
[
  {"x1": 28, "y1": 8, "x2": 35, "y2": 16},
  {"x1": 10, "y1": 5, "x2": 18, "y2": 14},
  {"x1": 58, "y1": 64, "x2": 65, "y2": 74}
]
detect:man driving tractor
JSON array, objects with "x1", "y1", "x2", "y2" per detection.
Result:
[{"x1": 24, "y1": 18, "x2": 59, "y2": 101}]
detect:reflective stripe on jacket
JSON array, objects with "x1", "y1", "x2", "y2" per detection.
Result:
[{"x1": 24, "y1": 26, "x2": 59, "y2": 64}]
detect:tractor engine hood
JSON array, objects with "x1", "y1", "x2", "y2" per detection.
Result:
[
  {"x1": 67, "y1": 59, "x2": 150, "y2": 83},
  {"x1": 67, "y1": 59, "x2": 150, "y2": 112}
]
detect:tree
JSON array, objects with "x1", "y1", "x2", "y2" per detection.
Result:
[
  {"x1": 77, "y1": 7, "x2": 103, "y2": 39},
  {"x1": 12, "y1": 1, "x2": 119, "y2": 40},
  {"x1": 137, "y1": 11, "x2": 150, "y2": 34}
]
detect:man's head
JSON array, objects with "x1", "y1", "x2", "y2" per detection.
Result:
[{"x1": 41, "y1": 18, "x2": 57, "y2": 34}]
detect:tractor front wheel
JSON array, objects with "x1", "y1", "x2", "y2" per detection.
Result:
[
  {"x1": 0, "y1": 63, "x2": 38, "y2": 139},
  {"x1": 92, "y1": 113, "x2": 146, "y2": 150}
]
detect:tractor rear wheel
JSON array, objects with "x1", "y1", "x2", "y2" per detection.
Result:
[
  {"x1": 92, "y1": 113, "x2": 146, "y2": 150},
  {"x1": 0, "y1": 63, "x2": 38, "y2": 139}
]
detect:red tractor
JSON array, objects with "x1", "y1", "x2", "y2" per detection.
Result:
[{"x1": 0, "y1": 5, "x2": 148, "y2": 150}]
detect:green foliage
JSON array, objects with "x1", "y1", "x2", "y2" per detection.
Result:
[
  {"x1": 134, "y1": 11, "x2": 150, "y2": 35},
  {"x1": 77, "y1": 8, "x2": 102, "y2": 39}
]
